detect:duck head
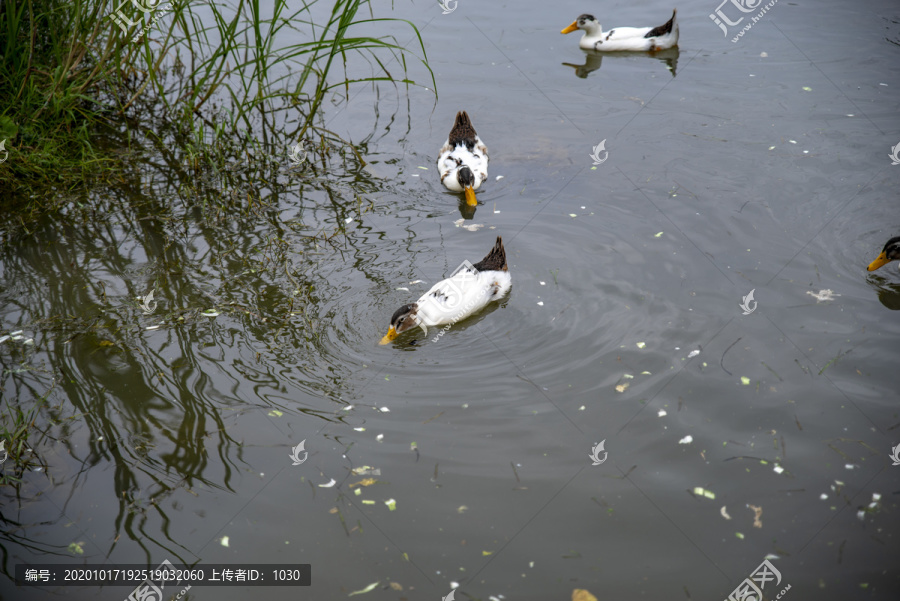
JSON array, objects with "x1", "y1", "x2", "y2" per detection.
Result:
[
  {"x1": 562, "y1": 14, "x2": 601, "y2": 35},
  {"x1": 868, "y1": 236, "x2": 900, "y2": 271},
  {"x1": 380, "y1": 303, "x2": 419, "y2": 344},
  {"x1": 457, "y1": 166, "x2": 477, "y2": 206}
]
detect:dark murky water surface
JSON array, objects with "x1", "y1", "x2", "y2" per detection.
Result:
[{"x1": 3, "y1": 0, "x2": 900, "y2": 599}]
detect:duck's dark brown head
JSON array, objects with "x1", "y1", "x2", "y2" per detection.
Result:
[
  {"x1": 457, "y1": 166, "x2": 477, "y2": 206},
  {"x1": 379, "y1": 303, "x2": 419, "y2": 344}
]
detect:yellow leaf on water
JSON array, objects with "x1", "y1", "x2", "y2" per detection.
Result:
[
  {"x1": 348, "y1": 581, "x2": 379, "y2": 596},
  {"x1": 573, "y1": 589, "x2": 598, "y2": 601},
  {"x1": 615, "y1": 383, "x2": 629, "y2": 393},
  {"x1": 693, "y1": 487, "x2": 716, "y2": 499},
  {"x1": 350, "y1": 478, "x2": 378, "y2": 488}
]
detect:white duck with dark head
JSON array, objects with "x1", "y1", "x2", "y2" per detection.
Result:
[
  {"x1": 562, "y1": 9, "x2": 678, "y2": 52},
  {"x1": 438, "y1": 111, "x2": 489, "y2": 206},
  {"x1": 380, "y1": 237, "x2": 510, "y2": 344}
]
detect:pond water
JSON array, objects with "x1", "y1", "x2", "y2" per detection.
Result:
[{"x1": 2, "y1": 0, "x2": 900, "y2": 599}]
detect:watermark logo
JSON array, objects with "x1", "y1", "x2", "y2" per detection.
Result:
[
  {"x1": 725, "y1": 559, "x2": 788, "y2": 601},
  {"x1": 289, "y1": 440, "x2": 308, "y2": 465},
  {"x1": 288, "y1": 141, "x2": 311, "y2": 165},
  {"x1": 426, "y1": 260, "x2": 478, "y2": 319},
  {"x1": 125, "y1": 559, "x2": 191, "y2": 601},
  {"x1": 442, "y1": 590, "x2": 456, "y2": 601},
  {"x1": 890, "y1": 444, "x2": 900, "y2": 466},
  {"x1": 740, "y1": 289, "x2": 757, "y2": 315},
  {"x1": 429, "y1": 261, "x2": 493, "y2": 342},
  {"x1": 889, "y1": 142, "x2": 900, "y2": 165},
  {"x1": 0, "y1": 440, "x2": 7, "y2": 466},
  {"x1": 438, "y1": 0, "x2": 458, "y2": 15},
  {"x1": 589, "y1": 440, "x2": 608, "y2": 465},
  {"x1": 709, "y1": 0, "x2": 761, "y2": 35},
  {"x1": 132, "y1": 1, "x2": 175, "y2": 42},
  {"x1": 109, "y1": 0, "x2": 169, "y2": 39},
  {"x1": 710, "y1": 0, "x2": 777, "y2": 42},
  {"x1": 140, "y1": 289, "x2": 157, "y2": 315},
  {"x1": 0, "y1": 139, "x2": 8, "y2": 163},
  {"x1": 589, "y1": 139, "x2": 608, "y2": 165}
]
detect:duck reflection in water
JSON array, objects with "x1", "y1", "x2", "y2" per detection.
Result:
[{"x1": 562, "y1": 47, "x2": 679, "y2": 79}]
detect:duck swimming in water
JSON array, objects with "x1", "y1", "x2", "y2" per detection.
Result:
[
  {"x1": 561, "y1": 9, "x2": 678, "y2": 52},
  {"x1": 380, "y1": 236, "x2": 510, "y2": 344},
  {"x1": 437, "y1": 111, "x2": 489, "y2": 206}
]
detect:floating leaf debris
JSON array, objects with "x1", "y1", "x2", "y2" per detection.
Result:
[
  {"x1": 348, "y1": 581, "x2": 380, "y2": 596},
  {"x1": 693, "y1": 487, "x2": 715, "y2": 500}
]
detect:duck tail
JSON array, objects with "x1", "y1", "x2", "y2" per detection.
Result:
[
  {"x1": 646, "y1": 9, "x2": 676, "y2": 38},
  {"x1": 473, "y1": 236, "x2": 507, "y2": 272},
  {"x1": 449, "y1": 111, "x2": 478, "y2": 150}
]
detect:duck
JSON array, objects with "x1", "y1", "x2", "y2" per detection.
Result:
[
  {"x1": 438, "y1": 111, "x2": 489, "y2": 206},
  {"x1": 867, "y1": 236, "x2": 900, "y2": 272},
  {"x1": 380, "y1": 236, "x2": 511, "y2": 344},
  {"x1": 561, "y1": 9, "x2": 678, "y2": 52}
]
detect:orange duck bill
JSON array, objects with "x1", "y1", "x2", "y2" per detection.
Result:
[
  {"x1": 379, "y1": 326, "x2": 398, "y2": 345},
  {"x1": 867, "y1": 252, "x2": 891, "y2": 272},
  {"x1": 464, "y1": 186, "x2": 477, "y2": 206}
]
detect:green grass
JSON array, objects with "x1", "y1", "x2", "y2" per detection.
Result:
[
  {"x1": 0, "y1": 386, "x2": 48, "y2": 485},
  {"x1": 0, "y1": 0, "x2": 435, "y2": 199}
]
